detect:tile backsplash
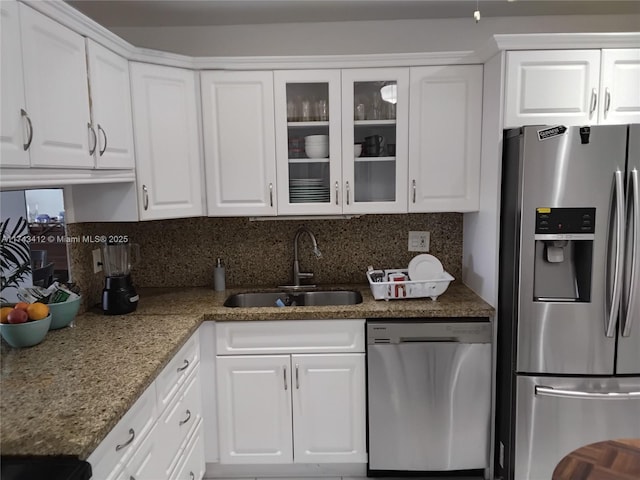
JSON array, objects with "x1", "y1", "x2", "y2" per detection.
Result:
[{"x1": 67, "y1": 213, "x2": 462, "y2": 309}]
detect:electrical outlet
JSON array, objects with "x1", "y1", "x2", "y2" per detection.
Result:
[
  {"x1": 92, "y1": 249, "x2": 102, "y2": 274},
  {"x1": 408, "y1": 231, "x2": 430, "y2": 252}
]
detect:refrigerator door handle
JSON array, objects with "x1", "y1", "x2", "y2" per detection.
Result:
[
  {"x1": 606, "y1": 170, "x2": 626, "y2": 337},
  {"x1": 623, "y1": 168, "x2": 639, "y2": 337},
  {"x1": 535, "y1": 385, "x2": 640, "y2": 400}
]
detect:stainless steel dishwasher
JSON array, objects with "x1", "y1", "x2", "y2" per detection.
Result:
[{"x1": 367, "y1": 319, "x2": 492, "y2": 474}]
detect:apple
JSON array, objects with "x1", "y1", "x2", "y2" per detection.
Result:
[{"x1": 7, "y1": 309, "x2": 28, "y2": 324}]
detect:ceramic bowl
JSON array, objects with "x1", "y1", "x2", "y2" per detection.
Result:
[
  {"x1": 354, "y1": 144, "x2": 362, "y2": 157},
  {"x1": 305, "y1": 144, "x2": 329, "y2": 158},
  {"x1": 48, "y1": 296, "x2": 82, "y2": 330},
  {"x1": 0, "y1": 314, "x2": 51, "y2": 348},
  {"x1": 304, "y1": 134, "x2": 328, "y2": 144}
]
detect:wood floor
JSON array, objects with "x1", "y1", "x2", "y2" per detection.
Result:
[{"x1": 552, "y1": 438, "x2": 640, "y2": 480}]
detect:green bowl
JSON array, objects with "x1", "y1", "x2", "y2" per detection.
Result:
[
  {"x1": 48, "y1": 296, "x2": 81, "y2": 330},
  {"x1": 0, "y1": 314, "x2": 51, "y2": 348}
]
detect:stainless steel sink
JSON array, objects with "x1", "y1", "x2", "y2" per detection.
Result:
[{"x1": 223, "y1": 290, "x2": 363, "y2": 308}]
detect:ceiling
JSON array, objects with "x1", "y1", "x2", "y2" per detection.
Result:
[{"x1": 65, "y1": 1, "x2": 640, "y2": 28}]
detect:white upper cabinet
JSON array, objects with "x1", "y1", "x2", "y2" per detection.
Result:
[
  {"x1": 0, "y1": 0, "x2": 29, "y2": 167},
  {"x1": 19, "y1": 3, "x2": 93, "y2": 168},
  {"x1": 599, "y1": 49, "x2": 640, "y2": 125},
  {"x1": 201, "y1": 70, "x2": 277, "y2": 216},
  {"x1": 86, "y1": 40, "x2": 135, "y2": 169},
  {"x1": 342, "y1": 68, "x2": 410, "y2": 214},
  {"x1": 504, "y1": 49, "x2": 639, "y2": 127},
  {"x1": 130, "y1": 63, "x2": 204, "y2": 220},
  {"x1": 408, "y1": 65, "x2": 482, "y2": 212},
  {"x1": 504, "y1": 50, "x2": 601, "y2": 127},
  {"x1": 274, "y1": 69, "x2": 342, "y2": 215}
]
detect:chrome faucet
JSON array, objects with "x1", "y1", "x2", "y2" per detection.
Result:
[{"x1": 292, "y1": 226, "x2": 322, "y2": 287}]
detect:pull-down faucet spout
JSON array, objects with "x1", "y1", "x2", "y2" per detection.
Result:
[{"x1": 292, "y1": 226, "x2": 322, "y2": 287}]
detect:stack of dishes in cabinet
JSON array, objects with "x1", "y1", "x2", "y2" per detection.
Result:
[
  {"x1": 289, "y1": 178, "x2": 330, "y2": 203},
  {"x1": 305, "y1": 135, "x2": 329, "y2": 158}
]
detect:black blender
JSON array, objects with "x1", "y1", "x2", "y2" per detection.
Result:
[{"x1": 101, "y1": 241, "x2": 140, "y2": 315}]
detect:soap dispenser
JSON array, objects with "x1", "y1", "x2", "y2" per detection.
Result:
[{"x1": 214, "y1": 258, "x2": 226, "y2": 291}]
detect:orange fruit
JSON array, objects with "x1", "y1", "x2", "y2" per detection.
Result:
[
  {"x1": 14, "y1": 301, "x2": 30, "y2": 311},
  {"x1": 26, "y1": 302, "x2": 49, "y2": 321},
  {"x1": 1, "y1": 306, "x2": 14, "y2": 324}
]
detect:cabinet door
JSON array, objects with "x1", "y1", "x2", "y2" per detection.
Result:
[
  {"x1": 408, "y1": 65, "x2": 482, "y2": 212},
  {"x1": 291, "y1": 353, "x2": 366, "y2": 464},
  {"x1": 599, "y1": 49, "x2": 640, "y2": 125},
  {"x1": 19, "y1": 3, "x2": 93, "y2": 168},
  {"x1": 342, "y1": 68, "x2": 409, "y2": 214},
  {"x1": 170, "y1": 421, "x2": 205, "y2": 480},
  {"x1": 87, "y1": 40, "x2": 135, "y2": 169},
  {"x1": 274, "y1": 70, "x2": 342, "y2": 215},
  {"x1": 504, "y1": 50, "x2": 601, "y2": 128},
  {"x1": 130, "y1": 63, "x2": 204, "y2": 220},
  {"x1": 201, "y1": 70, "x2": 276, "y2": 216},
  {"x1": 116, "y1": 423, "x2": 162, "y2": 480},
  {"x1": 216, "y1": 355, "x2": 293, "y2": 464},
  {"x1": 0, "y1": 0, "x2": 29, "y2": 167}
]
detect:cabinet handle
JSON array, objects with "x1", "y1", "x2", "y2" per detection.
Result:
[
  {"x1": 283, "y1": 365, "x2": 288, "y2": 390},
  {"x1": 115, "y1": 428, "x2": 135, "y2": 451},
  {"x1": 335, "y1": 181, "x2": 339, "y2": 205},
  {"x1": 295, "y1": 364, "x2": 300, "y2": 389},
  {"x1": 88, "y1": 123, "x2": 97, "y2": 155},
  {"x1": 604, "y1": 88, "x2": 611, "y2": 116},
  {"x1": 412, "y1": 179, "x2": 417, "y2": 203},
  {"x1": 269, "y1": 183, "x2": 273, "y2": 207},
  {"x1": 21, "y1": 109, "x2": 33, "y2": 151},
  {"x1": 142, "y1": 185, "x2": 149, "y2": 211},
  {"x1": 179, "y1": 409, "x2": 191, "y2": 426},
  {"x1": 589, "y1": 88, "x2": 597, "y2": 117},
  {"x1": 98, "y1": 124, "x2": 107, "y2": 156},
  {"x1": 177, "y1": 359, "x2": 189, "y2": 372},
  {"x1": 346, "y1": 181, "x2": 350, "y2": 205}
]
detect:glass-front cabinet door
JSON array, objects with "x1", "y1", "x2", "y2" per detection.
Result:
[
  {"x1": 274, "y1": 70, "x2": 342, "y2": 215},
  {"x1": 341, "y1": 68, "x2": 409, "y2": 214}
]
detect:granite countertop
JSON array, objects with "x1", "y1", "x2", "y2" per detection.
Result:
[{"x1": 0, "y1": 283, "x2": 493, "y2": 460}]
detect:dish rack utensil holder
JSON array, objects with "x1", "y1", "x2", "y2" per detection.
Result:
[{"x1": 367, "y1": 267, "x2": 454, "y2": 301}]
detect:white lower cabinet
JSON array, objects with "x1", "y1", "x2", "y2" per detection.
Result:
[
  {"x1": 291, "y1": 354, "x2": 366, "y2": 464},
  {"x1": 156, "y1": 367, "x2": 204, "y2": 478},
  {"x1": 215, "y1": 320, "x2": 367, "y2": 467},
  {"x1": 114, "y1": 423, "x2": 162, "y2": 480},
  {"x1": 171, "y1": 419, "x2": 206, "y2": 480},
  {"x1": 216, "y1": 355, "x2": 294, "y2": 464},
  {"x1": 88, "y1": 329, "x2": 204, "y2": 480}
]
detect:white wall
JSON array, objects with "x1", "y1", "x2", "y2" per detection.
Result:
[{"x1": 111, "y1": 14, "x2": 640, "y2": 56}]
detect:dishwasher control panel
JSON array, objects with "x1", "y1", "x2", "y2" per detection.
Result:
[{"x1": 367, "y1": 320, "x2": 491, "y2": 344}]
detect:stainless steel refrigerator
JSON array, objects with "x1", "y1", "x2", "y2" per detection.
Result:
[{"x1": 496, "y1": 125, "x2": 640, "y2": 480}]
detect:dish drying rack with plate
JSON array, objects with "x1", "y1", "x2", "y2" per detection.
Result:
[{"x1": 367, "y1": 267, "x2": 454, "y2": 301}]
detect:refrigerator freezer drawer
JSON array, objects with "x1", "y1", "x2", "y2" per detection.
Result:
[{"x1": 514, "y1": 375, "x2": 640, "y2": 480}]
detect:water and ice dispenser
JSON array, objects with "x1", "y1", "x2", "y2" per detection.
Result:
[{"x1": 533, "y1": 208, "x2": 595, "y2": 302}]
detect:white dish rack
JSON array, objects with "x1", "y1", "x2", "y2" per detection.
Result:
[{"x1": 367, "y1": 267, "x2": 454, "y2": 301}]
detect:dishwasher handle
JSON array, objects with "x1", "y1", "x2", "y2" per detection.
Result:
[{"x1": 399, "y1": 337, "x2": 459, "y2": 343}]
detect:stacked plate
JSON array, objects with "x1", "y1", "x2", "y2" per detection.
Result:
[{"x1": 290, "y1": 178, "x2": 330, "y2": 203}]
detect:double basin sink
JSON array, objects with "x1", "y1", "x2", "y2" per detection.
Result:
[{"x1": 224, "y1": 289, "x2": 363, "y2": 308}]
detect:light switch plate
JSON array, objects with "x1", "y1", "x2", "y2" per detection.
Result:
[
  {"x1": 92, "y1": 248, "x2": 102, "y2": 273},
  {"x1": 408, "y1": 231, "x2": 430, "y2": 252}
]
